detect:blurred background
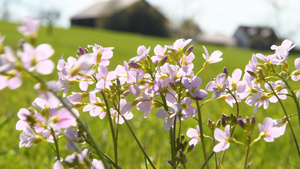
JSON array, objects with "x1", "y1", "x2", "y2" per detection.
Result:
[{"x1": 1, "y1": 0, "x2": 300, "y2": 50}]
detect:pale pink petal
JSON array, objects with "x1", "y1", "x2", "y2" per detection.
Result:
[
  {"x1": 35, "y1": 44, "x2": 54, "y2": 60},
  {"x1": 35, "y1": 60, "x2": 55, "y2": 74}
]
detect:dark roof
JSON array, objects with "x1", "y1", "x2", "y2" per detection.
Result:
[
  {"x1": 71, "y1": 0, "x2": 139, "y2": 19},
  {"x1": 234, "y1": 26, "x2": 278, "y2": 39}
]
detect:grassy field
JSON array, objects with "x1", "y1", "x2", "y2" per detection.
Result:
[{"x1": 0, "y1": 20, "x2": 300, "y2": 168}]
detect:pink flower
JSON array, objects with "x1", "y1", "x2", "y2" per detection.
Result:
[
  {"x1": 88, "y1": 44, "x2": 114, "y2": 66},
  {"x1": 245, "y1": 92, "x2": 269, "y2": 114},
  {"x1": 202, "y1": 46, "x2": 223, "y2": 68},
  {"x1": 83, "y1": 92, "x2": 106, "y2": 119},
  {"x1": 19, "y1": 125, "x2": 36, "y2": 148},
  {"x1": 96, "y1": 65, "x2": 116, "y2": 91},
  {"x1": 136, "y1": 93, "x2": 153, "y2": 118},
  {"x1": 156, "y1": 103, "x2": 181, "y2": 131},
  {"x1": 186, "y1": 125, "x2": 201, "y2": 146},
  {"x1": 151, "y1": 44, "x2": 166, "y2": 62},
  {"x1": 167, "y1": 38, "x2": 192, "y2": 51},
  {"x1": 181, "y1": 97, "x2": 197, "y2": 119},
  {"x1": 227, "y1": 68, "x2": 245, "y2": 93},
  {"x1": 258, "y1": 117, "x2": 282, "y2": 142},
  {"x1": 19, "y1": 43, "x2": 55, "y2": 75},
  {"x1": 182, "y1": 76, "x2": 208, "y2": 100},
  {"x1": 270, "y1": 39, "x2": 296, "y2": 65},
  {"x1": 265, "y1": 80, "x2": 288, "y2": 103},
  {"x1": 91, "y1": 159, "x2": 105, "y2": 169},
  {"x1": 129, "y1": 45, "x2": 150, "y2": 62},
  {"x1": 213, "y1": 125, "x2": 231, "y2": 152},
  {"x1": 65, "y1": 127, "x2": 78, "y2": 152},
  {"x1": 292, "y1": 58, "x2": 300, "y2": 81},
  {"x1": 53, "y1": 160, "x2": 63, "y2": 169},
  {"x1": 206, "y1": 73, "x2": 227, "y2": 99},
  {"x1": 17, "y1": 16, "x2": 40, "y2": 37}
]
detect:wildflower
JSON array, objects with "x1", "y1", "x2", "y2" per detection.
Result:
[
  {"x1": 129, "y1": 45, "x2": 150, "y2": 62},
  {"x1": 181, "y1": 97, "x2": 197, "y2": 119},
  {"x1": 17, "y1": 16, "x2": 40, "y2": 38},
  {"x1": 88, "y1": 44, "x2": 114, "y2": 66},
  {"x1": 292, "y1": 58, "x2": 300, "y2": 81},
  {"x1": 258, "y1": 117, "x2": 282, "y2": 142},
  {"x1": 95, "y1": 65, "x2": 116, "y2": 91},
  {"x1": 156, "y1": 103, "x2": 181, "y2": 131},
  {"x1": 227, "y1": 68, "x2": 245, "y2": 93},
  {"x1": 65, "y1": 127, "x2": 78, "y2": 152},
  {"x1": 151, "y1": 44, "x2": 167, "y2": 62},
  {"x1": 186, "y1": 125, "x2": 201, "y2": 146},
  {"x1": 182, "y1": 76, "x2": 208, "y2": 100},
  {"x1": 202, "y1": 46, "x2": 223, "y2": 68},
  {"x1": 245, "y1": 92, "x2": 269, "y2": 114},
  {"x1": 83, "y1": 92, "x2": 106, "y2": 119},
  {"x1": 206, "y1": 73, "x2": 227, "y2": 99},
  {"x1": 18, "y1": 43, "x2": 55, "y2": 74},
  {"x1": 265, "y1": 80, "x2": 288, "y2": 103},
  {"x1": 53, "y1": 160, "x2": 63, "y2": 169},
  {"x1": 270, "y1": 39, "x2": 296, "y2": 65},
  {"x1": 91, "y1": 159, "x2": 105, "y2": 169},
  {"x1": 19, "y1": 125, "x2": 42, "y2": 148},
  {"x1": 213, "y1": 125, "x2": 231, "y2": 152},
  {"x1": 136, "y1": 93, "x2": 154, "y2": 118}
]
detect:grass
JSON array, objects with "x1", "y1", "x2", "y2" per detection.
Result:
[{"x1": 0, "y1": 20, "x2": 300, "y2": 168}]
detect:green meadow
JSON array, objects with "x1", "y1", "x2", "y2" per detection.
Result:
[{"x1": 0, "y1": 20, "x2": 299, "y2": 168}]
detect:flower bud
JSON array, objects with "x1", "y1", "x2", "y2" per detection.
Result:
[
  {"x1": 223, "y1": 67, "x2": 228, "y2": 75},
  {"x1": 237, "y1": 117, "x2": 245, "y2": 129},
  {"x1": 222, "y1": 114, "x2": 227, "y2": 127},
  {"x1": 78, "y1": 47, "x2": 85, "y2": 55},
  {"x1": 247, "y1": 70, "x2": 257, "y2": 78},
  {"x1": 251, "y1": 116, "x2": 256, "y2": 126},
  {"x1": 128, "y1": 62, "x2": 138, "y2": 68},
  {"x1": 187, "y1": 144, "x2": 194, "y2": 153},
  {"x1": 185, "y1": 45, "x2": 194, "y2": 56},
  {"x1": 216, "y1": 119, "x2": 221, "y2": 128}
]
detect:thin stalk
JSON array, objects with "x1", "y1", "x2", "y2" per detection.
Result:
[
  {"x1": 50, "y1": 128, "x2": 60, "y2": 161},
  {"x1": 226, "y1": 89, "x2": 240, "y2": 136},
  {"x1": 24, "y1": 69, "x2": 109, "y2": 168},
  {"x1": 101, "y1": 91, "x2": 118, "y2": 165},
  {"x1": 159, "y1": 92, "x2": 176, "y2": 166},
  {"x1": 281, "y1": 78, "x2": 300, "y2": 127},
  {"x1": 122, "y1": 116, "x2": 156, "y2": 169},
  {"x1": 265, "y1": 80, "x2": 300, "y2": 158},
  {"x1": 201, "y1": 152, "x2": 214, "y2": 169},
  {"x1": 196, "y1": 100, "x2": 209, "y2": 169},
  {"x1": 244, "y1": 135, "x2": 251, "y2": 169},
  {"x1": 211, "y1": 130, "x2": 218, "y2": 169}
]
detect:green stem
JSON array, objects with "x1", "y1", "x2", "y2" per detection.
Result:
[
  {"x1": 281, "y1": 78, "x2": 300, "y2": 127},
  {"x1": 101, "y1": 91, "x2": 118, "y2": 165},
  {"x1": 266, "y1": 80, "x2": 300, "y2": 158},
  {"x1": 159, "y1": 92, "x2": 176, "y2": 166},
  {"x1": 196, "y1": 100, "x2": 209, "y2": 169},
  {"x1": 244, "y1": 135, "x2": 251, "y2": 169},
  {"x1": 226, "y1": 89, "x2": 240, "y2": 136},
  {"x1": 122, "y1": 116, "x2": 156, "y2": 169},
  {"x1": 23, "y1": 69, "x2": 109, "y2": 168},
  {"x1": 201, "y1": 152, "x2": 214, "y2": 169},
  {"x1": 211, "y1": 130, "x2": 218, "y2": 169},
  {"x1": 50, "y1": 128, "x2": 60, "y2": 161}
]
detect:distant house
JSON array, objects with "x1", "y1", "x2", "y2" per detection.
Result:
[
  {"x1": 71, "y1": 0, "x2": 169, "y2": 37},
  {"x1": 233, "y1": 26, "x2": 279, "y2": 50}
]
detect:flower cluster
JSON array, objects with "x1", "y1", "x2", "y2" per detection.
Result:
[{"x1": 1, "y1": 17, "x2": 299, "y2": 168}]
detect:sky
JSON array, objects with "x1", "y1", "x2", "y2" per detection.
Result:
[{"x1": 1, "y1": 0, "x2": 300, "y2": 45}]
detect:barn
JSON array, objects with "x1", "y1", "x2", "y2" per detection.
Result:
[
  {"x1": 71, "y1": 0, "x2": 169, "y2": 37},
  {"x1": 233, "y1": 26, "x2": 279, "y2": 50}
]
